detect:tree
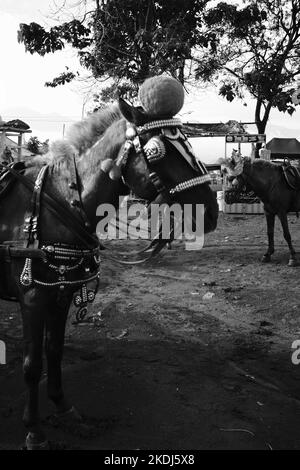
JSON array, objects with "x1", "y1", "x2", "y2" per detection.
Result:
[
  {"x1": 195, "y1": 0, "x2": 300, "y2": 136},
  {"x1": 19, "y1": 0, "x2": 300, "y2": 137},
  {"x1": 18, "y1": 0, "x2": 209, "y2": 103},
  {"x1": 27, "y1": 136, "x2": 49, "y2": 155}
]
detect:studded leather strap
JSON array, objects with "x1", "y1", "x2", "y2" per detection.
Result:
[{"x1": 24, "y1": 165, "x2": 48, "y2": 249}]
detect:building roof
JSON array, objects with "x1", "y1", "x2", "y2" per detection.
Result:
[
  {"x1": 0, "y1": 118, "x2": 31, "y2": 134},
  {"x1": 182, "y1": 120, "x2": 247, "y2": 137},
  {"x1": 266, "y1": 138, "x2": 300, "y2": 159}
]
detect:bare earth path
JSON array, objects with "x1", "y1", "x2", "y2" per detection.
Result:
[{"x1": 1, "y1": 213, "x2": 300, "y2": 450}]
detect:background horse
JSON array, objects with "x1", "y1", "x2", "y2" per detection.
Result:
[
  {"x1": 0, "y1": 99, "x2": 218, "y2": 449},
  {"x1": 221, "y1": 155, "x2": 300, "y2": 266}
]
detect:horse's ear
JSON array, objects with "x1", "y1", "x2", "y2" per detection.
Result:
[{"x1": 118, "y1": 98, "x2": 148, "y2": 126}]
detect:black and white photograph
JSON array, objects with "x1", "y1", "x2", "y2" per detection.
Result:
[{"x1": 0, "y1": 0, "x2": 300, "y2": 453}]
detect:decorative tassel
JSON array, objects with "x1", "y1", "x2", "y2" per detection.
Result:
[
  {"x1": 20, "y1": 258, "x2": 33, "y2": 286},
  {"x1": 73, "y1": 283, "x2": 97, "y2": 324}
]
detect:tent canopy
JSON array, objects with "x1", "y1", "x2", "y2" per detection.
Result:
[{"x1": 266, "y1": 138, "x2": 300, "y2": 159}]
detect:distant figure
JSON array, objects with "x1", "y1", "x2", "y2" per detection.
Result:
[
  {"x1": 231, "y1": 148, "x2": 241, "y2": 161},
  {"x1": 1, "y1": 146, "x2": 13, "y2": 165},
  {"x1": 231, "y1": 148, "x2": 238, "y2": 159},
  {"x1": 259, "y1": 143, "x2": 271, "y2": 160},
  {"x1": 250, "y1": 143, "x2": 256, "y2": 160}
]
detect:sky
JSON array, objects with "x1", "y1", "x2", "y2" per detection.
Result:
[{"x1": 1, "y1": 0, "x2": 300, "y2": 163}]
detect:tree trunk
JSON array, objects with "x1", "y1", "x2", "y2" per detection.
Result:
[
  {"x1": 255, "y1": 99, "x2": 272, "y2": 158},
  {"x1": 178, "y1": 63, "x2": 185, "y2": 84}
]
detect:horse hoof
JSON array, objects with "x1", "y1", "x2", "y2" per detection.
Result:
[
  {"x1": 261, "y1": 255, "x2": 271, "y2": 263},
  {"x1": 56, "y1": 406, "x2": 82, "y2": 422},
  {"x1": 45, "y1": 406, "x2": 83, "y2": 430},
  {"x1": 46, "y1": 407, "x2": 98, "y2": 438},
  {"x1": 288, "y1": 259, "x2": 298, "y2": 267},
  {"x1": 25, "y1": 432, "x2": 49, "y2": 450}
]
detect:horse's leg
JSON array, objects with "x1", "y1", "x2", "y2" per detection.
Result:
[
  {"x1": 45, "y1": 294, "x2": 77, "y2": 414},
  {"x1": 45, "y1": 294, "x2": 71, "y2": 414},
  {"x1": 45, "y1": 291, "x2": 82, "y2": 423},
  {"x1": 262, "y1": 211, "x2": 275, "y2": 262},
  {"x1": 278, "y1": 212, "x2": 297, "y2": 266},
  {"x1": 20, "y1": 289, "x2": 48, "y2": 450}
]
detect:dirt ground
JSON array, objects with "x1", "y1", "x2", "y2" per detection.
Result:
[{"x1": 1, "y1": 212, "x2": 300, "y2": 450}]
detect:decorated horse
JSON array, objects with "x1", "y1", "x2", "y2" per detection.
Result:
[
  {"x1": 221, "y1": 152, "x2": 300, "y2": 266},
  {"x1": 0, "y1": 75, "x2": 218, "y2": 449}
]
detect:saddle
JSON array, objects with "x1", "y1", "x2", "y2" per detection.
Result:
[
  {"x1": 0, "y1": 161, "x2": 26, "y2": 199},
  {"x1": 282, "y1": 160, "x2": 300, "y2": 191}
]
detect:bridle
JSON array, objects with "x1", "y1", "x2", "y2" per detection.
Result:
[
  {"x1": 115, "y1": 118, "x2": 211, "y2": 203},
  {"x1": 97, "y1": 117, "x2": 213, "y2": 265}
]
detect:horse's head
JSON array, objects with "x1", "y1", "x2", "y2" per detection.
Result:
[
  {"x1": 220, "y1": 153, "x2": 246, "y2": 191},
  {"x1": 110, "y1": 98, "x2": 218, "y2": 235}
]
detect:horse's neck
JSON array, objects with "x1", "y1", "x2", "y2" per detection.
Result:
[
  {"x1": 78, "y1": 160, "x2": 121, "y2": 231},
  {"x1": 244, "y1": 162, "x2": 276, "y2": 201},
  {"x1": 67, "y1": 118, "x2": 125, "y2": 231}
]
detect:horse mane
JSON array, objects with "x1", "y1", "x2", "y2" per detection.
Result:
[
  {"x1": 251, "y1": 158, "x2": 276, "y2": 169},
  {"x1": 220, "y1": 156, "x2": 278, "y2": 171},
  {"x1": 27, "y1": 103, "x2": 123, "y2": 169},
  {"x1": 245, "y1": 158, "x2": 281, "y2": 178},
  {"x1": 66, "y1": 103, "x2": 122, "y2": 153}
]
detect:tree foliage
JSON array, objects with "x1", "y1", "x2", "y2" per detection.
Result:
[
  {"x1": 90, "y1": 0, "x2": 208, "y2": 84},
  {"x1": 27, "y1": 136, "x2": 49, "y2": 155},
  {"x1": 18, "y1": 0, "x2": 209, "y2": 97},
  {"x1": 195, "y1": 0, "x2": 300, "y2": 133},
  {"x1": 17, "y1": 0, "x2": 300, "y2": 133}
]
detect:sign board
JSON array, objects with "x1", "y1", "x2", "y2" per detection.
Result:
[{"x1": 225, "y1": 134, "x2": 266, "y2": 143}]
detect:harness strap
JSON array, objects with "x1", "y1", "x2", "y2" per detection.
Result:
[
  {"x1": 24, "y1": 165, "x2": 48, "y2": 249},
  {"x1": 0, "y1": 245, "x2": 46, "y2": 260},
  {"x1": 0, "y1": 162, "x2": 99, "y2": 250},
  {"x1": 69, "y1": 155, "x2": 92, "y2": 229}
]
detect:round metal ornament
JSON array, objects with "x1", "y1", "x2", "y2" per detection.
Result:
[{"x1": 143, "y1": 137, "x2": 166, "y2": 163}]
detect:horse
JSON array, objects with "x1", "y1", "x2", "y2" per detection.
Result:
[
  {"x1": 221, "y1": 154, "x2": 300, "y2": 266},
  {"x1": 0, "y1": 98, "x2": 218, "y2": 449}
]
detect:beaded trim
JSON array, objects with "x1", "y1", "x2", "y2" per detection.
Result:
[
  {"x1": 19, "y1": 244, "x2": 101, "y2": 289},
  {"x1": 169, "y1": 174, "x2": 212, "y2": 194},
  {"x1": 33, "y1": 271, "x2": 100, "y2": 288},
  {"x1": 138, "y1": 118, "x2": 182, "y2": 133},
  {"x1": 41, "y1": 244, "x2": 100, "y2": 260}
]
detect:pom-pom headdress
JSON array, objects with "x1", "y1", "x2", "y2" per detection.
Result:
[
  {"x1": 101, "y1": 76, "x2": 185, "y2": 181},
  {"x1": 138, "y1": 75, "x2": 185, "y2": 119}
]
